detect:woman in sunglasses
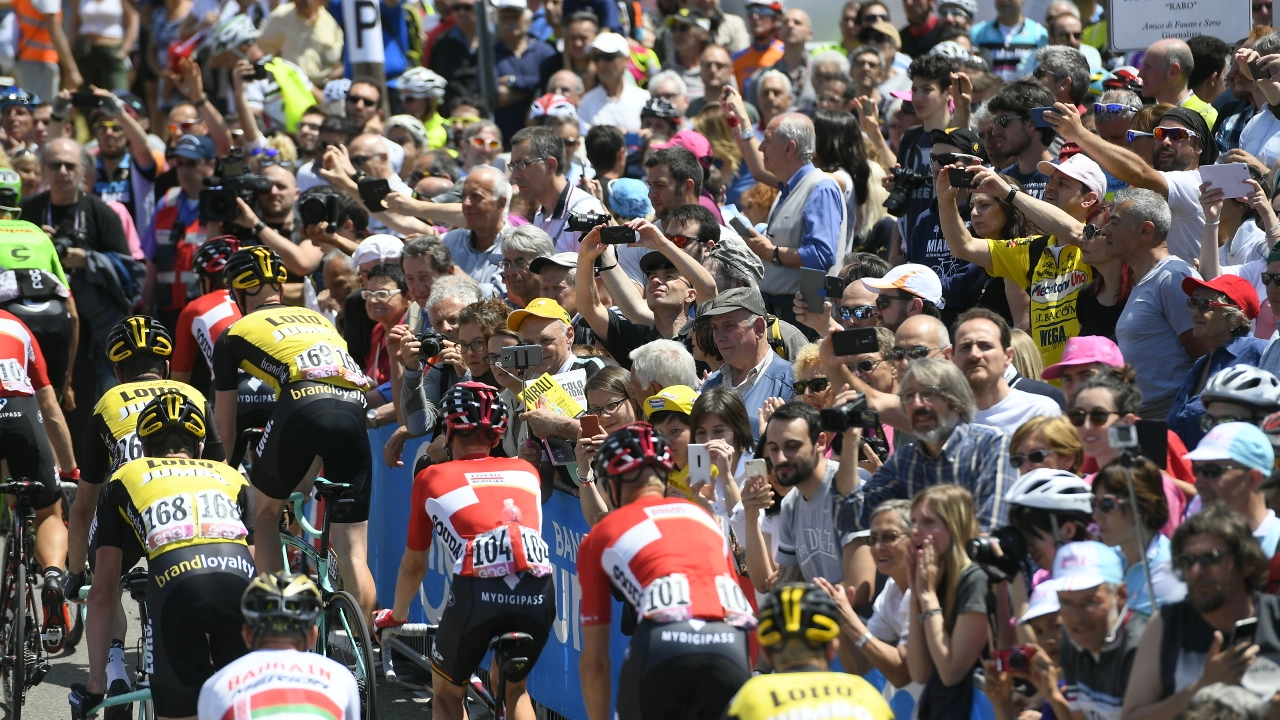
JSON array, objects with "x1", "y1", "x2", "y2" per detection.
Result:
[
  {"x1": 1092, "y1": 458, "x2": 1186, "y2": 615},
  {"x1": 1166, "y1": 274, "x2": 1266, "y2": 449},
  {"x1": 791, "y1": 343, "x2": 837, "y2": 412},
  {"x1": 1009, "y1": 415, "x2": 1081, "y2": 474},
  {"x1": 1072, "y1": 369, "x2": 1190, "y2": 537}
]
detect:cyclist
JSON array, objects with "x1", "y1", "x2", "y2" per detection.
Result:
[
  {"x1": 0, "y1": 306, "x2": 79, "y2": 651},
  {"x1": 577, "y1": 422, "x2": 754, "y2": 720},
  {"x1": 0, "y1": 168, "x2": 78, "y2": 405},
  {"x1": 723, "y1": 583, "x2": 893, "y2": 720},
  {"x1": 197, "y1": 571, "x2": 361, "y2": 720},
  {"x1": 66, "y1": 315, "x2": 223, "y2": 713},
  {"x1": 210, "y1": 246, "x2": 374, "y2": 617},
  {"x1": 373, "y1": 382, "x2": 555, "y2": 720},
  {"x1": 70, "y1": 391, "x2": 254, "y2": 720}
]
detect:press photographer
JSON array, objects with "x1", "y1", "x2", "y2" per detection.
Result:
[{"x1": 223, "y1": 157, "x2": 325, "y2": 302}]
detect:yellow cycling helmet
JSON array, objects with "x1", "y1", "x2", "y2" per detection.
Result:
[
  {"x1": 241, "y1": 571, "x2": 323, "y2": 634},
  {"x1": 136, "y1": 390, "x2": 206, "y2": 443},
  {"x1": 106, "y1": 315, "x2": 173, "y2": 364},
  {"x1": 224, "y1": 246, "x2": 288, "y2": 291},
  {"x1": 756, "y1": 583, "x2": 841, "y2": 649}
]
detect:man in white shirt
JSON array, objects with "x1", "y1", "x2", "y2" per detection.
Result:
[
  {"x1": 577, "y1": 31, "x2": 650, "y2": 132},
  {"x1": 1185, "y1": 422, "x2": 1280, "y2": 558},
  {"x1": 952, "y1": 308, "x2": 1060, "y2": 435}
]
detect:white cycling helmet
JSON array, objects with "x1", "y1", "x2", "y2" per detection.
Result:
[
  {"x1": 1005, "y1": 469, "x2": 1093, "y2": 516},
  {"x1": 928, "y1": 41, "x2": 972, "y2": 64},
  {"x1": 938, "y1": 0, "x2": 977, "y2": 17},
  {"x1": 212, "y1": 15, "x2": 261, "y2": 55},
  {"x1": 394, "y1": 67, "x2": 447, "y2": 102},
  {"x1": 1202, "y1": 366, "x2": 1280, "y2": 410}
]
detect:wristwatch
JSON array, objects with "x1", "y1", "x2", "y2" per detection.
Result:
[
  {"x1": 737, "y1": 123, "x2": 755, "y2": 141},
  {"x1": 1005, "y1": 186, "x2": 1019, "y2": 204},
  {"x1": 366, "y1": 408, "x2": 379, "y2": 429},
  {"x1": 251, "y1": 221, "x2": 267, "y2": 237},
  {"x1": 771, "y1": 247, "x2": 782, "y2": 266}
]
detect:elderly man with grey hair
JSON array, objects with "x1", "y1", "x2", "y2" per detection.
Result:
[
  {"x1": 837, "y1": 357, "x2": 1014, "y2": 534},
  {"x1": 721, "y1": 105, "x2": 846, "y2": 335},
  {"x1": 628, "y1": 339, "x2": 700, "y2": 402},
  {"x1": 440, "y1": 165, "x2": 510, "y2": 296},
  {"x1": 647, "y1": 70, "x2": 691, "y2": 117},
  {"x1": 500, "y1": 224, "x2": 555, "y2": 309},
  {"x1": 1033, "y1": 45, "x2": 1092, "y2": 107}
]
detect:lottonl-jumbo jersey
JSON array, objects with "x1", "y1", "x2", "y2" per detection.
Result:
[
  {"x1": 723, "y1": 672, "x2": 894, "y2": 720},
  {"x1": 197, "y1": 648, "x2": 362, "y2": 720},
  {"x1": 212, "y1": 304, "x2": 369, "y2": 396},
  {"x1": 0, "y1": 219, "x2": 68, "y2": 287},
  {"x1": 173, "y1": 290, "x2": 241, "y2": 377},
  {"x1": 0, "y1": 309, "x2": 49, "y2": 397},
  {"x1": 89, "y1": 380, "x2": 210, "y2": 481},
  {"x1": 406, "y1": 455, "x2": 552, "y2": 580},
  {"x1": 577, "y1": 495, "x2": 755, "y2": 628},
  {"x1": 96, "y1": 457, "x2": 251, "y2": 560}
]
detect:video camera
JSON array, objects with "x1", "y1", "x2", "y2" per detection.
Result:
[
  {"x1": 819, "y1": 394, "x2": 879, "y2": 434},
  {"x1": 200, "y1": 146, "x2": 273, "y2": 232}
]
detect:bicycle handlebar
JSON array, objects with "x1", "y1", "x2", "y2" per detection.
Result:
[{"x1": 379, "y1": 624, "x2": 435, "y2": 682}]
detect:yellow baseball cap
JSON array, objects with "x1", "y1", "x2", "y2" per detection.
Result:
[
  {"x1": 644, "y1": 385, "x2": 699, "y2": 417},
  {"x1": 507, "y1": 297, "x2": 572, "y2": 331}
]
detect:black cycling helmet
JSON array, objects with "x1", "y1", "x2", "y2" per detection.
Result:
[
  {"x1": 592, "y1": 422, "x2": 674, "y2": 480},
  {"x1": 193, "y1": 236, "x2": 241, "y2": 278},
  {"x1": 136, "y1": 389, "x2": 206, "y2": 444},
  {"x1": 756, "y1": 583, "x2": 842, "y2": 649},
  {"x1": 241, "y1": 571, "x2": 323, "y2": 640},
  {"x1": 106, "y1": 315, "x2": 174, "y2": 364},
  {"x1": 440, "y1": 381, "x2": 509, "y2": 437},
  {"x1": 224, "y1": 246, "x2": 288, "y2": 292},
  {"x1": 640, "y1": 97, "x2": 680, "y2": 120}
]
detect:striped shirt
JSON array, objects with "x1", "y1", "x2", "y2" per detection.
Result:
[{"x1": 837, "y1": 422, "x2": 1013, "y2": 534}]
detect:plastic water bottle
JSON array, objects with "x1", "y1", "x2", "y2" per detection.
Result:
[{"x1": 502, "y1": 498, "x2": 522, "y2": 523}]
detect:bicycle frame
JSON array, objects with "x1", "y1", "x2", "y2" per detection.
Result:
[
  {"x1": 80, "y1": 569, "x2": 155, "y2": 720},
  {"x1": 380, "y1": 625, "x2": 533, "y2": 720}
]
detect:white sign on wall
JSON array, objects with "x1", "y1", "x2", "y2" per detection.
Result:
[
  {"x1": 1108, "y1": 0, "x2": 1252, "y2": 52},
  {"x1": 341, "y1": 0, "x2": 384, "y2": 64}
]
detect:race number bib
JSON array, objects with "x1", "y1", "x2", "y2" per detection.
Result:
[
  {"x1": 140, "y1": 493, "x2": 197, "y2": 552},
  {"x1": 294, "y1": 342, "x2": 366, "y2": 385},
  {"x1": 467, "y1": 524, "x2": 552, "y2": 579},
  {"x1": 193, "y1": 490, "x2": 247, "y2": 542},
  {"x1": 0, "y1": 357, "x2": 32, "y2": 394},
  {"x1": 715, "y1": 574, "x2": 756, "y2": 628},
  {"x1": 112, "y1": 432, "x2": 143, "y2": 470},
  {"x1": 641, "y1": 574, "x2": 693, "y2": 623}
]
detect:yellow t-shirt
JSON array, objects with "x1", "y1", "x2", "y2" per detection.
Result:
[
  {"x1": 988, "y1": 235, "x2": 1094, "y2": 369},
  {"x1": 1180, "y1": 93, "x2": 1219, "y2": 131},
  {"x1": 724, "y1": 671, "x2": 894, "y2": 720}
]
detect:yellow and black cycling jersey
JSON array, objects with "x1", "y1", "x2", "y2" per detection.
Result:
[
  {"x1": 211, "y1": 304, "x2": 369, "y2": 396},
  {"x1": 95, "y1": 456, "x2": 252, "y2": 561},
  {"x1": 85, "y1": 379, "x2": 224, "y2": 484},
  {"x1": 723, "y1": 672, "x2": 894, "y2": 720}
]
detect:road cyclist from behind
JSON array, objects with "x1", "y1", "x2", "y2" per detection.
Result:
[
  {"x1": 577, "y1": 422, "x2": 756, "y2": 720},
  {"x1": 723, "y1": 582, "x2": 894, "y2": 720},
  {"x1": 70, "y1": 390, "x2": 255, "y2": 720},
  {"x1": 65, "y1": 314, "x2": 223, "y2": 717},
  {"x1": 373, "y1": 381, "x2": 556, "y2": 720},
  {"x1": 210, "y1": 245, "x2": 375, "y2": 618},
  {"x1": 197, "y1": 571, "x2": 361, "y2": 720}
]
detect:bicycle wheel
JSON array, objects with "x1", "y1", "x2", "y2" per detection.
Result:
[
  {"x1": 4, "y1": 547, "x2": 25, "y2": 720},
  {"x1": 320, "y1": 591, "x2": 377, "y2": 720}
]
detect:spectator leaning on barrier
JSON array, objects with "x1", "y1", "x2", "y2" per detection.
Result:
[
  {"x1": 1123, "y1": 504, "x2": 1280, "y2": 718},
  {"x1": 700, "y1": 287, "x2": 795, "y2": 438},
  {"x1": 839, "y1": 357, "x2": 1014, "y2": 534}
]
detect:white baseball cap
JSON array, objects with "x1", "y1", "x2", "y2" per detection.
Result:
[
  {"x1": 352, "y1": 235, "x2": 404, "y2": 267},
  {"x1": 1019, "y1": 579, "x2": 1062, "y2": 624},
  {"x1": 493, "y1": 0, "x2": 528, "y2": 9},
  {"x1": 591, "y1": 32, "x2": 631, "y2": 56},
  {"x1": 861, "y1": 264, "x2": 945, "y2": 308},
  {"x1": 1037, "y1": 153, "x2": 1107, "y2": 200}
]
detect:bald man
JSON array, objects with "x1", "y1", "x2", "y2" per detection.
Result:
[
  {"x1": 753, "y1": 9, "x2": 813, "y2": 106},
  {"x1": 1139, "y1": 38, "x2": 1218, "y2": 127}
]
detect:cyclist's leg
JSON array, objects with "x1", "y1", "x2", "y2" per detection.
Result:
[
  {"x1": 247, "y1": 395, "x2": 312, "y2": 574},
  {"x1": 311, "y1": 391, "x2": 374, "y2": 617},
  {"x1": 0, "y1": 394, "x2": 65, "y2": 570},
  {"x1": 84, "y1": 546, "x2": 123, "y2": 696},
  {"x1": 428, "y1": 575, "x2": 486, "y2": 720}
]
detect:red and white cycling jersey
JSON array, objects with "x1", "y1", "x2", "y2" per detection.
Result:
[
  {"x1": 0, "y1": 309, "x2": 48, "y2": 397},
  {"x1": 173, "y1": 290, "x2": 241, "y2": 377},
  {"x1": 406, "y1": 454, "x2": 552, "y2": 579},
  {"x1": 197, "y1": 648, "x2": 361, "y2": 720},
  {"x1": 578, "y1": 495, "x2": 756, "y2": 629}
]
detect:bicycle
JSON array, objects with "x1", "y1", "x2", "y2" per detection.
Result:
[
  {"x1": 380, "y1": 623, "x2": 537, "y2": 720},
  {"x1": 0, "y1": 478, "x2": 53, "y2": 720},
  {"x1": 76, "y1": 567, "x2": 155, "y2": 720},
  {"x1": 58, "y1": 479, "x2": 86, "y2": 652},
  {"x1": 282, "y1": 478, "x2": 378, "y2": 720}
]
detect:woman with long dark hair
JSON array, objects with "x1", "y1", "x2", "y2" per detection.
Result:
[
  {"x1": 1093, "y1": 458, "x2": 1186, "y2": 615},
  {"x1": 575, "y1": 365, "x2": 644, "y2": 526}
]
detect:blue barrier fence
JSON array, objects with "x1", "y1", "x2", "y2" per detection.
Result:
[{"x1": 365, "y1": 426, "x2": 996, "y2": 720}]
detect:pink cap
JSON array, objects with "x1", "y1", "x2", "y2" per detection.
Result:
[
  {"x1": 1037, "y1": 153, "x2": 1107, "y2": 201},
  {"x1": 650, "y1": 130, "x2": 712, "y2": 161},
  {"x1": 1040, "y1": 336, "x2": 1124, "y2": 381}
]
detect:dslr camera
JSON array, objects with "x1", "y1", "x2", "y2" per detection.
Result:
[
  {"x1": 883, "y1": 167, "x2": 928, "y2": 217},
  {"x1": 200, "y1": 146, "x2": 273, "y2": 225},
  {"x1": 299, "y1": 194, "x2": 341, "y2": 227},
  {"x1": 51, "y1": 224, "x2": 89, "y2": 259},
  {"x1": 416, "y1": 331, "x2": 447, "y2": 359},
  {"x1": 819, "y1": 394, "x2": 879, "y2": 433},
  {"x1": 966, "y1": 525, "x2": 1026, "y2": 578},
  {"x1": 566, "y1": 211, "x2": 611, "y2": 232}
]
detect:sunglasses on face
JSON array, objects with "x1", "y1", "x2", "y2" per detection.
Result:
[
  {"x1": 44, "y1": 161, "x2": 77, "y2": 172},
  {"x1": 1056, "y1": 30, "x2": 1084, "y2": 39},
  {"x1": 1201, "y1": 413, "x2": 1257, "y2": 432},
  {"x1": 168, "y1": 120, "x2": 199, "y2": 135},
  {"x1": 297, "y1": 121, "x2": 322, "y2": 132},
  {"x1": 875, "y1": 293, "x2": 914, "y2": 310},
  {"x1": 471, "y1": 136, "x2": 503, "y2": 151},
  {"x1": 1193, "y1": 462, "x2": 1243, "y2": 480},
  {"x1": 930, "y1": 152, "x2": 977, "y2": 166},
  {"x1": 1033, "y1": 67, "x2": 1066, "y2": 80},
  {"x1": 1126, "y1": 130, "x2": 1155, "y2": 143},
  {"x1": 890, "y1": 345, "x2": 936, "y2": 361},
  {"x1": 866, "y1": 530, "x2": 906, "y2": 546},
  {"x1": 668, "y1": 234, "x2": 707, "y2": 248},
  {"x1": 1173, "y1": 549, "x2": 1225, "y2": 574},
  {"x1": 860, "y1": 13, "x2": 889, "y2": 23},
  {"x1": 94, "y1": 121, "x2": 122, "y2": 133},
  {"x1": 360, "y1": 288, "x2": 402, "y2": 301},
  {"x1": 1009, "y1": 449, "x2": 1054, "y2": 468},
  {"x1": 838, "y1": 305, "x2": 877, "y2": 321},
  {"x1": 1261, "y1": 272, "x2": 1280, "y2": 286},
  {"x1": 1186, "y1": 297, "x2": 1235, "y2": 313},
  {"x1": 1154, "y1": 126, "x2": 1197, "y2": 142},
  {"x1": 347, "y1": 96, "x2": 379, "y2": 107},
  {"x1": 1094, "y1": 494, "x2": 1126, "y2": 513},
  {"x1": 1093, "y1": 103, "x2": 1137, "y2": 115},
  {"x1": 1068, "y1": 408, "x2": 1121, "y2": 426},
  {"x1": 748, "y1": 8, "x2": 778, "y2": 17},
  {"x1": 992, "y1": 114, "x2": 1026, "y2": 128},
  {"x1": 792, "y1": 377, "x2": 830, "y2": 395},
  {"x1": 350, "y1": 154, "x2": 383, "y2": 166}
]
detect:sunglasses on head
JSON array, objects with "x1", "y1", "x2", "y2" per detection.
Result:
[
  {"x1": 838, "y1": 304, "x2": 877, "y2": 321},
  {"x1": 792, "y1": 377, "x2": 830, "y2": 395},
  {"x1": 1093, "y1": 103, "x2": 1137, "y2": 116},
  {"x1": 1153, "y1": 126, "x2": 1197, "y2": 142},
  {"x1": 1067, "y1": 408, "x2": 1121, "y2": 426},
  {"x1": 1009, "y1": 449, "x2": 1053, "y2": 468}
]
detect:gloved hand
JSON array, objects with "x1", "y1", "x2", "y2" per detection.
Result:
[
  {"x1": 372, "y1": 608, "x2": 405, "y2": 634},
  {"x1": 62, "y1": 569, "x2": 89, "y2": 603},
  {"x1": 69, "y1": 682, "x2": 105, "y2": 720}
]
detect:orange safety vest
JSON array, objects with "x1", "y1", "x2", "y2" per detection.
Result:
[
  {"x1": 14, "y1": 0, "x2": 58, "y2": 64},
  {"x1": 152, "y1": 188, "x2": 205, "y2": 313}
]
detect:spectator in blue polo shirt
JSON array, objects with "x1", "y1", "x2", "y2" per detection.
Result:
[{"x1": 700, "y1": 287, "x2": 795, "y2": 438}]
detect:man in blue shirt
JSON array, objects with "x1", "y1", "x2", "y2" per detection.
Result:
[
  {"x1": 700, "y1": 287, "x2": 795, "y2": 438},
  {"x1": 494, "y1": 0, "x2": 562, "y2": 142},
  {"x1": 970, "y1": 0, "x2": 1048, "y2": 82}
]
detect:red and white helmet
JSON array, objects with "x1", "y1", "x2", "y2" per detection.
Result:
[
  {"x1": 592, "y1": 422, "x2": 675, "y2": 479},
  {"x1": 440, "y1": 381, "x2": 509, "y2": 436},
  {"x1": 528, "y1": 93, "x2": 578, "y2": 122}
]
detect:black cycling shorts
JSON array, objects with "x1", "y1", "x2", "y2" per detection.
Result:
[
  {"x1": 228, "y1": 372, "x2": 279, "y2": 468},
  {"x1": 251, "y1": 381, "x2": 371, "y2": 523},
  {"x1": 147, "y1": 544, "x2": 254, "y2": 717},
  {"x1": 431, "y1": 573, "x2": 555, "y2": 686},
  {"x1": 2, "y1": 298, "x2": 71, "y2": 389},
  {"x1": 0, "y1": 394, "x2": 57, "y2": 509},
  {"x1": 617, "y1": 619, "x2": 751, "y2": 720}
]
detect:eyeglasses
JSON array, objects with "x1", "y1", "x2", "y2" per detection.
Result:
[
  {"x1": 1153, "y1": 126, "x2": 1198, "y2": 142},
  {"x1": 1262, "y1": 272, "x2": 1280, "y2": 286},
  {"x1": 849, "y1": 359, "x2": 884, "y2": 375},
  {"x1": 875, "y1": 293, "x2": 915, "y2": 310},
  {"x1": 168, "y1": 120, "x2": 199, "y2": 135},
  {"x1": 94, "y1": 121, "x2": 122, "y2": 133},
  {"x1": 457, "y1": 339, "x2": 488, "y2": 353},
  {"x1": 360, "y1": 288, "x2": 402, "y2": 301},
  {"x1": 171, "y1": 158, "x2": 204, "y2": 169},
  {"x1": 900, "y1": 387, "x2": 946, "y2": 404},
  {"x1": 860, "y1": 13, "x2": 889, "y2": 23},
  {"x1": 1056, "y1": 30, "x2": 1084, "y2": 40},
  {"x1": 866, "y1": 530, "x2": 906, "y2": 546},
  {"x1": 838, "y1": 305, "x2": 877, "y2": 321},
  {"x1": 297, "y1": 121, "x2": 322, "y2": 132},
  {"x1": 347, "y1": 95, "x2": 379, "y2": 107},
  {"x1": 1126, "y1": 130, "x2": 1154, "y2": 143},
  {"x1": 587, "y1": 397, "x2": 629, "y2": 416},
  {"x1": 889, "y1": 345, "x2": 940, "y2": 361},
  {"x1": 1201, "y1": 413, "x2": 1257, "y2": 432},
  {"x1": 1009, "y1": 449, "x2": 1054, "y2": 468},
  {"x1": 562, "y1": 137, "x2": 580, "y2": 146},
  {"x1": 1094, "y1": 494, "x2": 1126, "y2": 513},
  {"x1": 992, "y1": 115, "x2": 1025, "y2": 128},
  {"x1": 792, "y1": 377, "x2": 830, "y2": 395},
  {"x1": 483, "y1": 352, "x2": 502, "y2": 365},
  {"x1": 1186, "y1": 297, "x2": 1235, "y2": 313},
  {"x1": 1174, "y1": 549, "x2": 1226, "y2": 575},
  {"x1": 509, "y1": 158, "x2": 547, "y2": 172},
  {"x1": 498, "y1": 257, "x2": 530, "y2": 270},
  {"x1": 1193, "y1": 462, "x2": 1244, "y2": 480},
  {"x1": 1093, "y1": 103, "x2": 1137, "y2": 116},
  {"x1": 1067, "y1": 408, "x2": 1121, "y2": 426},
  {"x1": 350, "y1": 153, "x2": 383, "y2": 166},
  {"x1": 44, "y1": 161, "x2": 77, "y2": 172},
  {"x1": 471, "y1": 136, "x2": 503, "y2": 151}
]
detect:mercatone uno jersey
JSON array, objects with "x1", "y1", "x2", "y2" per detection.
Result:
[{"x1": 212, "y1": 304, "x2": 369, "y2": 396}]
